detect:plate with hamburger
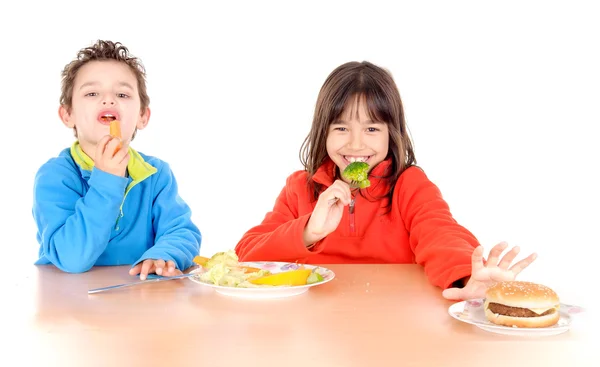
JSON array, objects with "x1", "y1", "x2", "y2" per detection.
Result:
[{"x1": 449, "y1": 281, "x2": 585, "y2": 336}]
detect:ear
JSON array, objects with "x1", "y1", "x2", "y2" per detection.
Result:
[
  {"x1": 136, "y1": 107, "x2": 151, "y2": 130},
  {"x1": 59, "y1": 105, "x2": 74, "y2": 128}
]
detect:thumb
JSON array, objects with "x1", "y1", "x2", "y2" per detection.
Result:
[{"x1": 442, "y1": 287, "x2": 463, "y2": 301}]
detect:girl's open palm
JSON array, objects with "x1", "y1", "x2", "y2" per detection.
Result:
[{"x1": 442, "y1": 242, "x2": 537, "y2": 301}]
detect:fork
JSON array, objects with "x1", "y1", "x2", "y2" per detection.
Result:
[{"x1": 329, "y1": 180, "x2": 361, "y2": 213}]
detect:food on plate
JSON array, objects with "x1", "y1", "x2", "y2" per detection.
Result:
[
  {"x1": 249, "y1": 268, "x2": 312, "y2": 286},
  {"x1": 193, "y1": 253, "x2": 260, "y2": 273},
  {"x1": 342, "y1": 161, "x2": 371, "y2": 189},
  {"x1": 193, "y1": 250, "x2": 326, "y2": 288},
  {"x1": 484, "y1": 281, "x2": 560, "y2": 328},
  {"x1": 307, "y1": 271, "x2": 324, "y2": 284}
]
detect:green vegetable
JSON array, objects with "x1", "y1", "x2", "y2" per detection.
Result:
[
  {"x1": 307, "y1": 271, "x2": 324, "y2": 284},
  {"x1": 342, "y1": 162, "x2": 371, "y2": 189}
]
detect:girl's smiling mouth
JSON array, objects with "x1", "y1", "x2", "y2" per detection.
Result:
[{"x1": 343, "y1": 155, "x2": 371, "y2": 164}]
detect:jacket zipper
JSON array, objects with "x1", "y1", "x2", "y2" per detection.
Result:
[
  {"x1": 114, "y1": 208, "x2": 124, "y2": 230},
  {"x1": 349, "y1": 199, "x2": 356, "y2": 233},
  {"x1": 114, "y1": 179, "x2": 142, "y2": 230}
]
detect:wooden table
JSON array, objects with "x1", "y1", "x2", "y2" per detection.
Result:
[{"x1": 6, "y1": 264, "x2": 596, "y2": 366}]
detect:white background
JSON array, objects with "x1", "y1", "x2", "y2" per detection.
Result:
[{"x1": 1, "y1": 1, "x2": 598, "y2": 309}]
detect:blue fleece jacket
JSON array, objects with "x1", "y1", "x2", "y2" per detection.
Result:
[{"x1": 32, "y1": 142, "x2": 201, "y2": 273}]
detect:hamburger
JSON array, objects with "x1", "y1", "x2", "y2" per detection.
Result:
[{"x1": 484, "y1": 281, "x2": 560, "y2": 328}]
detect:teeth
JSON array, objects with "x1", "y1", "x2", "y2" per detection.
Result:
[{"x1": 346, "y1": 156, "x2": 368, "y2": 163}]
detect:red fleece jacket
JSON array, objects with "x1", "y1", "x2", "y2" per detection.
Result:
[{"x1": 235, "y1": 159, "x2": 479, "y2": 289}]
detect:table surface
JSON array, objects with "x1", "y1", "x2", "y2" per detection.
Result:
[{"x1": 6, "y1": 264, "x2": 596, "y2": 367}]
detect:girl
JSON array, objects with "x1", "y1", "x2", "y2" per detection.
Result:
[{"x1": 235, "y1": 61, "x2": 536, "y2": 300}]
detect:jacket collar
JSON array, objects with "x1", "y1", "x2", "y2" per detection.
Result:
[{"x1": 70, "y1": 141, "x2": 157, "y2": 182}]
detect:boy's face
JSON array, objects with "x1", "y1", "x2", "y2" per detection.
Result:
[
  {"x1": 326, "y1": 95, "x2": 389, "y2": 183},
  {"x1": 59, "y1": 60, "x2": 150, "y2": 157}
]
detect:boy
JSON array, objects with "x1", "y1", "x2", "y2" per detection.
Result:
[{"x1": 32, "y1": 40, "x2": 201, "y2": 280}]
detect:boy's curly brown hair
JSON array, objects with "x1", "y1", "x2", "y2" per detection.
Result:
[{"x1": 60, "y1": 40, "x2": 150, "y2": 138}]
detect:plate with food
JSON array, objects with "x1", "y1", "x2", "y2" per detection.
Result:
[
  {"x1": 448, "y1": 281, "x2": 585, "y2": 337},
  {"x1": 188, "y1": 250, "x2": 335, "y2": 299}
]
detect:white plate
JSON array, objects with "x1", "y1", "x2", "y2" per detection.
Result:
[
  {"x1": 448, "y1": 299, "x2": 584, "y2": 337},
  {"x1": 188, "y1": 261, "x2": 335, "y2": 299}
]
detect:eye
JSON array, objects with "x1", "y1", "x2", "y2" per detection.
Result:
[
  {"x1": 85, "y1": 92, "x2": 98, "y2": 97},
  {"x1": 333, "y1": 127, "x2": 347, "y2": 132},
  {"x1": 367, "y1": 127, "x2": 379, "y2": 132},
  {"x1": 117, "y1": 93, "x2": 129, "y2": 98}
]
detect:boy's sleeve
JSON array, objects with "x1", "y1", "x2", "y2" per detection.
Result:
[
  {"x1": 134, "y1": 163, "x2": 201, "y2": 271},
  {"x1": 235, "y1": 173, "x2": 322, "y2": 262},
  {"x1": 32, "y1": 161, "x2": 128, "y2": 273},
  {"x1": 398, "y1": 168, "x2": 479, "y2": 289}
]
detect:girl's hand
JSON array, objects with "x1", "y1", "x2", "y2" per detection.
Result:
[
  {"x1": 129, "y1": 259, "x2": 182, "y2": 280},
  {"x1": 303, "y1": 180, "x2": 352, "y2": 247},
  {"x1": 94, "y1": 135, "x2": 129, "y2": 177},
  {"x1": 442, "y1": 242, "x2": 537, "y2": 301}
]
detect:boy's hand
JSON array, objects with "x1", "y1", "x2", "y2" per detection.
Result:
[
  {"x1": 129, "y1": 259, "x2": 182, "y2": 280},
  {"x1": 94, "y1": 135, "x2": 129, "y2": 177},
  {"x1": 442, "y1": 242, "x2": 537, "y2": 301},
  {"x1": 303, "y1": 179, "x2": 352, "y2": 247}
]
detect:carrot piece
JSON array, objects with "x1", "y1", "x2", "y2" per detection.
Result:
[
  {"x1": 110, "y1": 120, "x2": 122, "y2": 139},
  {"x1": 109, "y1": 120, "x2": 122, "y2": 153}
]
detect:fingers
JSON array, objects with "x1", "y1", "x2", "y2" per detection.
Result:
[
  {"x1": 113, "y1": 141, "x2": 130, "y2": 161},
  {"x1": 163, "y1": 261, "x2": 181, "y2": 277},
  {"x1": 166, "y1": 260, "x2": 176, "y2": 273},
  {"x1": 105, "y1": 137, "x2": 122, "y2": 158},
  {"x1": 95, "y1": 135, "x2": 112, "y2": 158},
  {"x1": 154, "y1": 259, "x2": 166, "y2": 275},
  {"x1": 129, "y1": 263, "x2": 142, "y2": 276},
  {"x1": 153, "y1": 259, "x2": 178, "y2": 276},
  {"x1": 486, "y1": 241, "x2": 508, "y2": 266},
  {"x1": 497, "y1": 246, "x2": 520, "y2": 269},
  {"x1": 508, "y1": 252, "x2": 538, "y2": 276},
  {"x1": 470, "y1": 246, "x2": 485, "y2": 274},
  {"x1": 442, "y1": 287, "x2": 462, "y2": 301},
  {"x1": 327, "y1": 180, "x2": 352, "y2": 205},
  {"x1": 139, "y1": 259, "x2": 155, "y2": 280}
]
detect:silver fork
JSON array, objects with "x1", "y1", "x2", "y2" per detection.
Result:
[{"x1": 329, "y1": 181, "x2": 360, "y2": 213}]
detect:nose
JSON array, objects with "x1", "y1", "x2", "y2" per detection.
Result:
[
  {"x1": 348, "y1": 130, "x2": 364, "y2": 150},
  {"x1": 102, "y1": 95, "x2": 116, "y2": 106}
]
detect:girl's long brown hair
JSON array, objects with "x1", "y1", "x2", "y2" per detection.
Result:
[{"x1": 299, "y1": 61, "x2": 417, "y2": 209}]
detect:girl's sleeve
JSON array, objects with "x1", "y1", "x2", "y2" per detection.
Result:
[
  {"x1": 235, "y1": 173, "x2": 322, "y2": 262},
  {"x1": 397, "y1": 167, "x2": 479, "y2": 289}
]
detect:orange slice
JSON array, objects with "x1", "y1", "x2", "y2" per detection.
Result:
[
  {"x1": 249, "y1": 269, "x2": 312, "y2": 286},
  {"x1": 193, "y1": 255, "x2": 210, "y2": 266}
]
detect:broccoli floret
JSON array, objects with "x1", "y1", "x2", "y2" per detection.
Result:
[
  {"x1": 357, "y1": 179, "x2": 370, "y2": 189},
  {"x1": 342, "y1": 162, "x2": 371, "y2": 188}
]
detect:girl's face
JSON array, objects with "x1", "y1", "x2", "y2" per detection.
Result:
[{"x1": 326, "y1": 95, "x2": 389, "y2": 183}]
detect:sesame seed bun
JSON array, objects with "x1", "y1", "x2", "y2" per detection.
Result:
[{"x1": 484, "y1": 281, "x2": 560, "y2": 328}]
